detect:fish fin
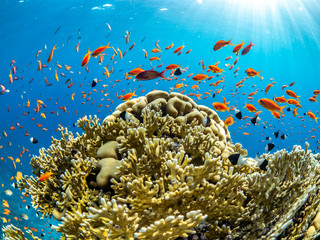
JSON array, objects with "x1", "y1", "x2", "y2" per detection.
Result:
[
  {"x1": 279, "y1": 106, "x2": 287, "y2": 116},
  {"x1": 159, "y1": 70, "x2": 166, "y2": 79},
  {"x1": 227, "y1": 39, "x2": 234, "y2": 46}
]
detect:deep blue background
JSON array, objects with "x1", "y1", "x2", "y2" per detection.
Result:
[{"x1": 1, "y1": 0, "x2": 320, "y2": 238}]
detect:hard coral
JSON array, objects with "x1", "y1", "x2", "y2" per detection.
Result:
[{"x1": 9, "y1": 91, "x2": 320, "y2": 240}]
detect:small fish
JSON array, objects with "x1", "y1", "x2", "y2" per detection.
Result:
[
  {"x1": 241, "y1": 40, "x2": 254, "y2": 55},
  {"x1": 106, "y1": 22, "x2": 111, "y2": 31},
  {"x1": 47, "y1": 45, "x2": 57, "y2": 63},
  {"x1": 174, "y1": 67, "x2": 188, "y2": 76},
  {"x1": 213, "y1": 39, "x2": 233, "y2": 51},
  {"x1": 265, "y1": 143, "x2": 275, "y2": 152},
  {"x1": 202, "y1": 116, "x2": 211, "y2": 127},
  {"x1": 30, "y1": 137, "x2": 38, "y2": 144},
  {"x1": 119, "y1": 111, "x2": 131, "y2": 121},
  {"x1": 235, "y1": 109, "x2": 242, "y2": 120},
  {"x1": 280, "y1": 134, "x2": 287, "y2": 140},
  {"x1": 273, "y1": 131, "x2": 279, "y2": 138},
  {"x1": 266, "y1": 137, "x2": 272, "y2": 140},
  {"x1": 92, "y1": 78, "x2": 98, "y2": 87},
  {"x1": 251, "y1": 115, "x2": 261, "y2": 125},
  {"x1": 54, "y1": 25, "x2": 62, "y2": 34},
  {"x1": 21, "y1": 213, "x2": 29, "y2": 220},
  {"x1": 5, "y1": 189, "x2": 13, "y2": 196},
  {"x1": 39, "y1": 172, "x2": 54, "y2": 182}
]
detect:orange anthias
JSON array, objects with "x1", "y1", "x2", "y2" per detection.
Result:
[
  {"x1": 92, "y1": 43, "x2": 110, "y2": 57},
  {"x1": 285, "y1": 90, "x2": 300, "y2": 100},
  {"x1": 208, "y1": 62, "x2": 224, "y2": 73},
  {"x1": 244, "y1": 102, "x2": 257, "y2": 112},
  {"x1": 122, "y1": 90, "x2": 137, "y2": 101},
  {"x1": 47, "y1": 45, "x2": 57, "y2": 63},
  {"x1": 165, "y1": 64, "x2": 180, "y2": 70},
  {"x1": 213, "y1": 39, "x2": 233, "y2": 51},
  {"x1": 82, "y1": 49, "x2": 92, "y2": 67},
  {"x1": 258, "y1": 98, "x2": 286, "y2": 115},
  {"x1": 192, "y1": 74, "x2": 208, "y2": 81},
  {"x1": 232, "y1": 41, "x2": 245, "y2": 54},
  {"x1": 307, "y1": 111, "x2": 318, "y2": 122},
  {"x1": 224, "y1": 116, "x2": 235, "y2": 127},
  {"x1": 212, "y1": 102, "x2": 230, "y2": 112},
  {"x1": 39, "y1": 172, "x2": 54, "y2": 182},
  {"x1": 128, "y1": 68, "x2": 144, "y2": 76},
  {"x1": 245, "y1": 68, "x2": 263, "y2": 80}
]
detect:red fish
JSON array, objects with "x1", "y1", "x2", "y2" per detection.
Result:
[
  {"x1": 213, "y1": 39, "x2": 233, "y2": 51},
  {"x1": 233, "y1": 41, "x2": 245, "y2": 54},
  {"x1": 136, "y1": 70, "x2": 165, "y2": 81},
  {"x1": 241, "y1": 40, "x2": 254, "y2": 55}
]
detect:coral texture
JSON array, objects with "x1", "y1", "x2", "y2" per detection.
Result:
[{"x1": 4, "y1": 91, "x2": 320, "y2": 240}]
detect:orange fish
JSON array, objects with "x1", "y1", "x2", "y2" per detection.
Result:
[
  {"x1": 212, "y1": 102, "x2": 230, "y2": 112},
  {"x1": 208, "y1": 63, "x2": 224, "y2": 74},
  {"x1": 173, "y1": 45, "x2": 185, "y2": 54},
  {"x1": 224, "y1": 116, "x2": 235, "y2": 127},
  {"x1": 128, "y1": 68, "x2": 144, "y2": 76},
  {"x1": 307, "y1": 111, "x2": 318, "y2": 122},
  {"x1": 37, "y1": 60, "x2": 41, "y2": 71},
  {"x1": 39, "y1": 172, "x2": 54, "y2": 181},
  {"x1": 245, "y1": 68, "x2": 263, "y2": 80},
  {"x1": 271, "y1": 111, "x2": 281, "y2": 119},
  {"x1": 292, "y1": 108, "x2": 298, "y2": 116},
  {"x1": 122, "y1": 90, "x2": 137, "y2": 101},
  {"x1": 192, "y1": 74, "x2": 208, "y2": 81},
  {"x1": 232, "y1": 41, "x2": 245, "y2": 54},
  {"x1": 313, "y1": 90, "x2": 320, "y2": 95},
  {"x1": 82, "y1": 49, "x2": 92, "y2": 67},
  {"x1": 285, "y1": 90, "x2": 300, "y2": 100},
  {"x1": 76, "y1": 41, "x2": 80, "y2": 53},
  {"x1": 274, "y1": 96, "x2": 287, "y2": 103},
  {"x1": 244, "y1": 102, "x2": 257, "y2": 112},
  {"x1": 152, "y1": 48, "x2": 161, "y2": 53},
  {"x1": 92, "y1": 43, "x2": 110, "y2": 57},
  {"x1": 258, "y1": 98, "x2": 286, "y2": 115},
  {"x1": 166, "y1": 43, "x2": 174, "y2": 50},
  {"x1": 265, "y1": 84, "x2": 273, "y2": 94},
  {"x1": 47, "y1": 45, "x2": 57, "y2": 63},
  {"x1": 213, "y1": 39, "x2": 233, "y2": 51},
  {"x1": 166, "y1": 64, "x2": 180, "y2": 70},
  {"x1": 9, "y1": 71, "x2": 13, "y2": 84}
]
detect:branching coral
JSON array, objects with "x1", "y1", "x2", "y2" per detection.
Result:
[{"x1": 3, "y1": 90, "x2": 320, "y2": 240}]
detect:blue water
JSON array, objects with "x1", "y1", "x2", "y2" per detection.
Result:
[{"x1": 1, "y1": 0, "x2": 320, "y2": 238}]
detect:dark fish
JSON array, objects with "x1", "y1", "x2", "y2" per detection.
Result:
[
  {"x1": 174, "y1": 68, "x2": 182, "y2": 76},
  {"x1": 280, "y1": 134, "x2": 287, "y2": 140},
  {"x1": 266, "y1": 137, "x2": 271, "y2": 140},
  {"x1": 251, "y1": 116, "x2": 260, "y2": 125},
  {"x1": 265, "y1": 143, "x2": 275, "y2": 151},
  {"x1": 286, "y1": 107, "x2": 291, "y2": 112},
  {"x1": 92, "y1": 78, "x2": 97, "y2": 87},
  {"x1": 67, "y1": 35, "x2": 73, "y2": 43},
  {"x1": 136, "y1": 70, "x2": 165, "y2": 81},
  {"x1": 105, "y1": 33, "x2": 111, "y2": 39},
  {"x1": 259, "y1": 159, "x2": 268, "y2": 171},
  {"x1": 119, "y1": 111, "x2": 131, "y2": 121},
  {"x1": 228, "y1": 153, "x2": 241, "y2": 165},
  {"x1": 202, "y1": 116, "x2": 211, "y2": 127},
  {"x1": 30, "y1": 137, "x2": 38, "y2": 144},
  {"x1": 235, "y1": 109, "x2": 242, "y2": 120},
  {"x1": 54, "y1": 25, "x2": 62, "y2": 34},
  {"x1": 241, "y1": 40, "x2": 254, "y2": 55},
  {"x1": 273, "y1": 131, "x2": 279, "y2": 138},
  {"x1": 141, "y1": 36, "x2": 146, "y2": 42},
  {"x1": 25, "y1": 205, "x2": 31, "y2": 210},
  {"x1": 73, "y1": 123, "x2": 77, "y2": 127},
  {"x1": 212, "y1": 93, "x2": 216, "y2": 98}
]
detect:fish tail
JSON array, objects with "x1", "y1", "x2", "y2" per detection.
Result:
[
  {"x1": 228, "y1": 39, "x2": 235, "y2": 46},
  {"x1": 279, "y1": 105, "x2": 286, "y2": 116},
  {"x1": 159, "y1": 70, "x2": 166, "y2": 79}
]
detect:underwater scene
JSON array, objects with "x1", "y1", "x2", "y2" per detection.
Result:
[{"x1": 1, "y1": 0, "x2": 320, "y2": 239}]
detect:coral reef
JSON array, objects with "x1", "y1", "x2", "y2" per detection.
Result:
[{"x1": 3, "y1": 90, "x2": 320, "y2": 240}]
